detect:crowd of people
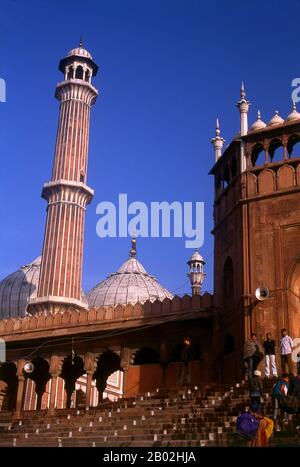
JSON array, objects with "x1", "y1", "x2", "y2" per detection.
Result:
[
  {"x1": 176, "y1": 334, "x2": 300, "y2": 446},
  {"x1": 237, "y1": 329, "x2": 300, "y2": 446}
]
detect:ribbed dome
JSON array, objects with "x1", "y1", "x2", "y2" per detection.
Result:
[
  {"x1": 0, "y1": 257, "x2": 41, "y2": 319},
  {"x1": 188, "y1": 249, "x2": 205, "y2": 263},
  {"x1": 285, "y1": 103, "x2": 300, "y2": 123},
  {"x1": 250, "y1": 111, "x2": 267, "y2": 131},
  {"x1": 67, "y1": 45, "x2": 92, "y2": 60},
  {"x1": 87, "y1": 241, "x2": 173, "y2": 308},
  {"x1": 0, "y1": 257, "x2": 88, "y2": 319},
  {"x1": 268, "y1": 110, "x2": 284, "y2": 127}
]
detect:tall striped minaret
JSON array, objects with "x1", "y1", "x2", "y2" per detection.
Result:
[{"x1": 28, "y1": 42, "x2": 98, "y2": 314}]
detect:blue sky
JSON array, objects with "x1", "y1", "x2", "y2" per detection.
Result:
[{"x1": 0, "y1": 0, "x2": 299, "y2": 296}]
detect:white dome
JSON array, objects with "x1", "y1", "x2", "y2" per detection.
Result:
[
  {"x1": 250, "y1": 111, "x2": 266, "y2": 131},
  {"x1": 188, "y1": 249, "x2": 205, "y2": 263},
  {"x1": 285, "y1": 103, "x2": 300, "y2": 123},
  {"x1": 67, "y1": 44, "x2": 92, "y2": 60},
  {"x1": 0, "y1": 257, "x2": 88, "y2": 319},
  {"x1": 0, "y1": 257, "x2": 41, "y2": 319},
  {"x1": 87, "y1": 243, "x2": 173, "y2": 308},
  {"x1": 268, "y1": 111, "x2": 284, "y2": 127}
]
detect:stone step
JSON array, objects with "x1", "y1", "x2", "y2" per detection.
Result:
[{"x1": 1, "y1": 379, "x2": 299, "y2": 447}]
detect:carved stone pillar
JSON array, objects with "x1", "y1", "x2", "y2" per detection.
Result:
[
  {"x1": 84, "y1": 352, "x2": 95, "y2": 409},
  {"x1": 264, "y1": 143, "x2": 269, "y2": 164},
  {"x1": 120, "y1": 347, "x2": 132, "y2": 398},
  {"x1": 282, "y1": 135, "x2": 288, "y2": 161},
  {"x1": 48, "y1": 355, "x2": 62, "y2": 413},
  {"x1": 14, "y1": 359, "x2": 25, "y2": 419}
]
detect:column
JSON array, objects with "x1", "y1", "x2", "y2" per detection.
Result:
[
  {"x1": 264, "y1": 143, "x2": 269, "y2": 164},
  {"x1": 85, "y1": 372, "x2": 93, "y2": 410},
  {"x1": 48, "y1": 355, "x2": 62, "y2": 413},
  {"x1": 120, "y1": 347, "x2": 132, "y2": 398},
  {"x1": 14, "y1": 359, "x2": 25, "y2": 419},
  {"x1": 84, "y1": 352, "x2": 95, "y2": 409}
]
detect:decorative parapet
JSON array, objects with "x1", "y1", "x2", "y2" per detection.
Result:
[{"x1": 0, "y1": 293, "x2": 214, "y2": 337}]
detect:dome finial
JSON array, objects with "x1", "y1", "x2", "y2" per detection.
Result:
[
  {"x1": 211, "y1": 117, "x2": 225, "y2": 162},
  {"x1": 250, "y1": 110, "x2": 266, "y2": 131},
  {"x1": 216, "y1": 117, "x2": 220, "y2": 136},
  {"x1": 236, "y1": 80, "x2": 251, "y2": 137},
  {"x1": 284, "y1": 101, "x2": 300, "y2": 123},
  {"x1": 129, "y1": 235, "x2": 137, "y2": 258},
  {"x1": 241, "y1": 80, "x2": 245, "y2": 99},
  {"x1": 79, "y1": 35, "x2": 83, "y2": 48}
]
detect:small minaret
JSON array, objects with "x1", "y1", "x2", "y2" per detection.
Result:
[
  {"x1": 236, "y1": 81, "x2": 251, "y2": 136},
  {"x1": 187, "y1": 249, "x2": 206, "y2": 296},
  {"x1": 28, "y1": 41, "x2": 98, "y2": 314},
  {"x1": 211, "y1": 118, "x2": 225, "y2": 162}
]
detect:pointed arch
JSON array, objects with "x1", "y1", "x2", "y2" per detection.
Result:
[
  {"x1": 251, "y1": 143, "x2": 265, "y2": 167},
  {"x1": 287, "y1": 134, "x2": 300, "y2": 158},
  {"x1": 277, "y1": 164, "x2": 295, "y2": 190},
  {"x1": 258, "y1": 169, "x2": 276, "y2": 194},
  {"x1": 75, "y1": 66, "x2": 84, "y2": 80},
  {"x1": 269, "y1": 138, "x2": 284, "y2": 163}
]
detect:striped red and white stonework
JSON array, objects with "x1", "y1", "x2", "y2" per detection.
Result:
[{"x1": 28, "y1": 47, "x2": 98, "y2": 314}]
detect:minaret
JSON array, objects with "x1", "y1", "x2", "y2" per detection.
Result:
[
  {"x1": 236, "y1": 82, "x2": 251, "y2": 173},
  {"x1": 236, "y1": 81, "x2": 251, "y2": 136},
  {"x1": 187, "y1": 249, "x2": 206, "y2": 296},
  {"x1": 28, "y1": 42, "x2": 98, "y2": 314},
  {"x1": 211, "y1": 118, "x2": 225, "y2": 162}
]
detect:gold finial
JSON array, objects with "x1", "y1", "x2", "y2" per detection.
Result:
[{"x1": 129, "y1": 235, "x2": 137, "y2": 257}]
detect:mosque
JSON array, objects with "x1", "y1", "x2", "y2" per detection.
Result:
[{"x1": 0, "y1": 42, "x2": 300, "y2": 415}]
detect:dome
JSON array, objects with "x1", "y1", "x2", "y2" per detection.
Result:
[
  {"x1": 59, "y1": 41, "x2": 98, "y2": 76},
  {"x1": 268, "y1": 110, "x2": 284, "y2": 127},
  {"x1": 87, "y1": 240, "x2": 174, "y2": 308},
  {"x1": 188, "y1": 249, "x2": 205, "y2": 263},
  {"x1": 67, "y1": 41, "x2": 92, "y2": 60},
  {"x1": 0, "y1": 257, "x2": 88, "y2": 319},
  {"x1": 250, "y1": 111, "x2": 266, "y2": 131},
  {"x1": 0, "y1": 257, "x2": 41, "y2": 319},
  {"x1": 285, "y1": 103, "x2": 300, "y2": 123}
]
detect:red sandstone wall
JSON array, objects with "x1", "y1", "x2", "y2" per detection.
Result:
[{"x1": 124, "y1": 361, "x2": 208, "y2": 397}]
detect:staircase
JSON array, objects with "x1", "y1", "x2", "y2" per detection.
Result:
[{"x1": 0, "y1": 380, "x2": 299, "y2": 447}]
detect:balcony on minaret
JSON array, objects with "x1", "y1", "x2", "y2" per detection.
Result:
[
  {"x1": 59, "y1": 41, "x2": 98, "y2": 84},
  {"x1": 55, "y1": 42, "x2": 99, "y2": 108}
]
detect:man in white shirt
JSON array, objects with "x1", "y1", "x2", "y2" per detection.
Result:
[{"x1": 280, "y1": 328, "x2": 294, "y2": 376}]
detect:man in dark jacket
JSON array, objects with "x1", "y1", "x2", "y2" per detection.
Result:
[
  {"x1": 178, "y1": 337, "x2": 197, "y2": 386},
  {"x1": 244, "y1": 333, "x2": 264, "y2": 380},
  {"x1": 249, "y1": 370, "x2": 264, "y2": 413}
]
